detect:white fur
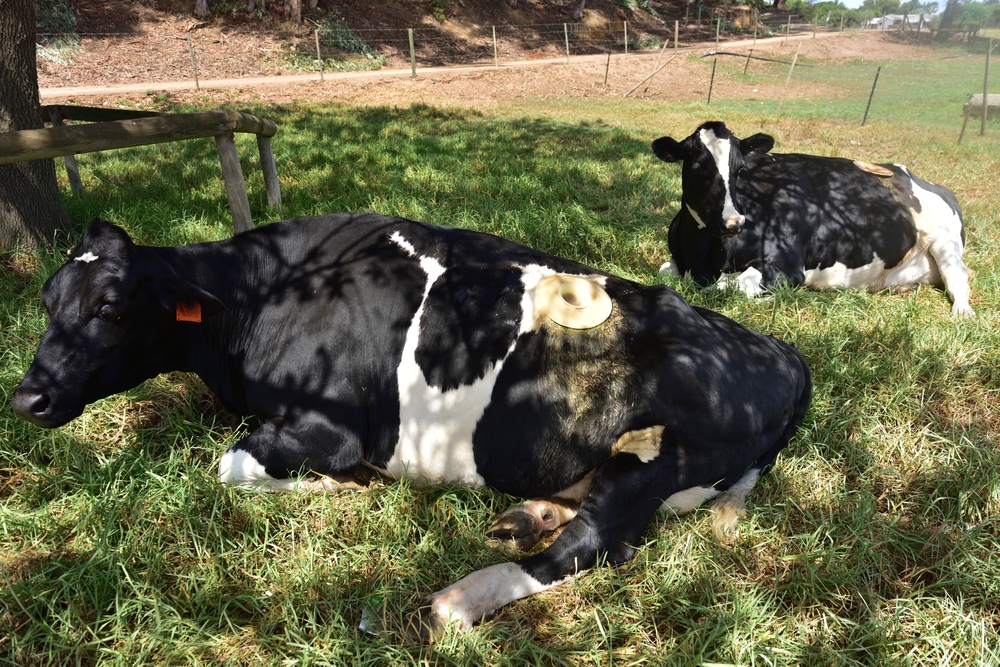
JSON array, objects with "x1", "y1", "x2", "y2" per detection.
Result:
[
  {"x1": 896, "y1": 167, "x2": 973, "y2": 316},
  {"x1": 661, "y1": 485, "x2": 722, "y2": 516},
  {"x1": 427, "y1": 562, "x2": 565, "y2": 630},
  {"x1": 804, "y1": 255, "x2": 887, "y2": 290},
  {"x1": 699, "y1": 128, "x2": 745, "y2": 228},
  {"x1": 385, "y1": 233, "x2": 609, "y2": 487},
  {"x1": 685, "y1": 203, "x2": 707, "y2": 230},
  {"x1": 218, "y1": 448, "x2": 313, "y2": 492},
  {"x1": 659, "y1": 260, "x2": 680, "y2": 277},
  {"x1": 74, "y1": 252, "x2": 99, "y2": 263},
  {"x1": 716, "y1": 266, "x2": 765, "y2": 297}
]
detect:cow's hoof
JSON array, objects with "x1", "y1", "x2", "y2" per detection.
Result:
[
  {"x1": 486, "y1": 507, "x2": 544, "y2": 550},
  {"x1": 952, "y1": 303, "x2": 975, "y2": 318},
  {"x1": 407, "y1": 605, "x2": 449, "y2": 643}
]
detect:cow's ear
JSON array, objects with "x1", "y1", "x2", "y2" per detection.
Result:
[
  {"x1": 652, "y1": 136, "x2": 685, "y2": 163},
  {"x1": 155, "y1": 277, "x2": 226, "y2": 320},
  {"x1": 739, "y1": 133, "x2": 774, "y2": 155}
]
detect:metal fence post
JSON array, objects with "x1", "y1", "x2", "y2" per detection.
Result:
[
  {"x1": 862, "y1": 66, "x2": 881, "y2": 126},
  {"x1": 315, "y1": 29, "x2": 323, "y2": 81},
  {"x1": 408, "y1": 28, "x2": 416, "y2": 78},
  {"x1": 982, "y1": 37, "x2": 993, "y2": 136},
  {"x1": 565, "y1": 23, "x2": 570, "y2": 63},
  {"x1": 186, "y1": 32, "x2": 200, "y2": 91},
  {"x1": 707, "y1": 57, "x2": 717, "y2": 104},
  {"x1": 493, "y1": 25, "x2": 498, "y2": 68},
  {"x1": 624, "y1": 20, "x2": 628, "y2": 54}
]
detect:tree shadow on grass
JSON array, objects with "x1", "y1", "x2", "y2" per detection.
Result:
[{"x1": 62, "y1": 102, "x2": 672, "y2": 276}]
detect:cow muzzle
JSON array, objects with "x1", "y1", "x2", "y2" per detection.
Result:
[
  {"x1": 722, "y1": 215, "x2": 745, "y2": 237},
  {"x1": 11, "y1": 386, "x2": 61, "y2": 428}
]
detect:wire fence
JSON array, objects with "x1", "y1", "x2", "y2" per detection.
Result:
[{"x1": 36, "y1": 13, "x2": 957, "y2": 87}]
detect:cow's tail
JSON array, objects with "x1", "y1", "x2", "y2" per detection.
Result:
[{"x1": 710, "y1": 348, "x2": 812, "y2": 543}]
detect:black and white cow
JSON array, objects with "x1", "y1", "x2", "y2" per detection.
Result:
[
  {"x1": 12, "y1": 214, "x2": 811, "y2": 636},
  {"x1": 652, "y1": 121, "x2": 973, "y2": 316}
]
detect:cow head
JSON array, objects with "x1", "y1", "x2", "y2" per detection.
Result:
[
  {"x1": 12, "y1": 220, "x2": 224, "y2": 428},
  {"x1": 652, "y1": 121, "x2": 774, "y2": 238}
]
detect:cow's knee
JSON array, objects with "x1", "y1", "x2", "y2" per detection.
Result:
[{"x1": 217, "y1": 412, "x2": 365, "y2": 492}]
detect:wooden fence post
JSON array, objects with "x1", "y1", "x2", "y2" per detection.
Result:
[
  {"x1": 675, "y1": 20, "x2": 679, "y2": 52},
  {"x1": 493, "y1": 26, "x2": 498, "y2": 68},
  {"x1": 256, "y1": 135, "x2": 281, "y2": 211},
  {"x1": 47, "y1": 107, "x2": 84, "y2": 197},
  {"x1": 604, "y1": 52, "x2": 611, "y2": 86},
  {"x1": 624, "y1": 20, "x2": 628, "y2": 54},
  {"x1": 215, "y1": 132, "x2": 253, "y2": 233}
]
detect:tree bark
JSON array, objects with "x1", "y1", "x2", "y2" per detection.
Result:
[
  {"x1": 194, "y1": 0, "x2": 209, "y2": 18},
  {"x1": 938, "y1": 0, "x2": 959, "y2": 33},
  {"x1": 0, "y1": 0, "x2": 72, "y2": 253}
]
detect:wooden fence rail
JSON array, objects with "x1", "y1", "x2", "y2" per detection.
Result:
[{"x1": 0, "y1": 107, "x2": 280, "y2": 234}]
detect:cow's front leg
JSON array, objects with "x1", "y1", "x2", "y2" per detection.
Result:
[
  {"x1": 418, "y1": 453, "x2": 669, "y2": 637},
  {"x1": 218, "y1": 407, "x2": 366, "y2": 492},
  {"x1": 486, "y1": 471, "x2": 595, "y2": 550}
]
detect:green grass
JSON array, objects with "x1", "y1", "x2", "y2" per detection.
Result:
[{"x1": 3, "y1": 41, "x2": 1000, "y2": 665}]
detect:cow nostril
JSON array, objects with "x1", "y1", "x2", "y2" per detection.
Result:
[{"x1": 12, "y1": 390, "x2": 51, "y2": 419}]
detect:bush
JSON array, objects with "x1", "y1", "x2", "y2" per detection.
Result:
[{"x1": 35, "y1": 0, "x2": 76, "y2": 34}]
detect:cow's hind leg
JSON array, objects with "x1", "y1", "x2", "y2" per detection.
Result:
[
  {"x1": 218, "y1": 407, "x2": 366, "y2": 492},
  {"x1": 419, "y1": 452, "x2": 674, "y2": 637},
  {"x1": 711, "y1": 363, "x2": 811, "y2": 541},
  {"x1": 927, "y1": 236, "x2": 974, "y2": 317}
]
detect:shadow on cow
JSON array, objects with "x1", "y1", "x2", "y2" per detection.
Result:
[
  {"x1": 12, "y1": 212, "x2": 811, "y2": 638},
  {"x1": 652, "y1": 121, "x2": 974, "y2": 317}
]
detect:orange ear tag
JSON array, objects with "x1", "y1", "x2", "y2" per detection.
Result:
[{"x1": 176, "y1": 300, "x2": 202, "y2": 323}]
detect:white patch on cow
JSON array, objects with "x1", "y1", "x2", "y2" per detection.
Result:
[
  {"x1": 74, "y1": 252, "x2": 99, "y2": 263},
  {"x1": 554, "y1": 469, "x2": 596, "y2": 502},
  {"x1": 611, "y1": 426, "x2": 664, "y2": 463},
  {"x1": 891, "y1": 166, "x2": 974, "y2": 317},
  {"x1": 386, "y1": 235, "x2": 602, "y2": 486},
  {"x1": 427, "y1": 562, "x2": 568, "y2": 631},
  {"x1": 698, "y1": 128, "x2": 745, "y2": 227},
  {"x1": 658, "y1": 259, "x2": 680, "y2": 277},
  {"x1": 804, "y1": 255, "x2": 887, "y2": 290},
  {"x1": 710, "y1": 467, "x2": 761, "y2": 542},
  {"x1": 661, "y1": 485, "x2": 722, "y2": 516},
  {"x1": 389, "y1": 231, "x2": 416, "y2": 256},
  {"x1": 716, "y1": 266, "x2": 765, "y2": 297},
  {"x1": 218, "y1": 448, "x2": 306, "y2": 492},
  {"x1": 685, "y1": 203, "x2": 707, "y2": 230}
]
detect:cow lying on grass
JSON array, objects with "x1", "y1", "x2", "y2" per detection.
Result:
[
  {"x1": 13, "y1": 214, "x2": 811, "y2": 637},
  {"x1": 653, "y1": 121, "x2": 974, "y2": 316}
]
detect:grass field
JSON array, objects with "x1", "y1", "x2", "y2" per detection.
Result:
[{"x1": 2, "y1": 41, "x2": 1000, "y2": 665}]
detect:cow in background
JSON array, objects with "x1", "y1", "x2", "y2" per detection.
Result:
[{"x1": 653, "y1": 121, "x2": 973, "y2": 316}]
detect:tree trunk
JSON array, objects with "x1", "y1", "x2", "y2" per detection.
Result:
[
  {"x1": 289, "y1": 0, "x2": 301, "y2": 23},
  {"x1": 0, "y1": 0, "x2": 72, "y2": 253},
  {"x1": 194, "y1": 0, "x2": 209, "y2": 18},
  {"x1": 938, "y1": 0, "x2": 959, "y2": 33}
]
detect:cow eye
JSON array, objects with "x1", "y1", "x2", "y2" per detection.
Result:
[{"x1": 97, "y1": 302, "x2": 120, "y2": 321}]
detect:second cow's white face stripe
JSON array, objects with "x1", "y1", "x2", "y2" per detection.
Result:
[{"x1": 698, "y1": 128, "x2": 744, "y2": 225}]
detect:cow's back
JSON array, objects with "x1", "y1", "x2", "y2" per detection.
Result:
[{"x1": 728, "y1": 153, "x2": 919, "y2": 276}]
